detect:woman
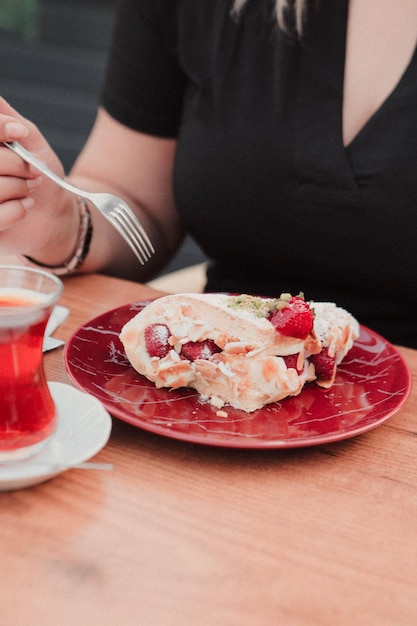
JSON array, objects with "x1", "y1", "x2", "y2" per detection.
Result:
[{"x1": 1, "y1": 0, "x2": 417, "y2": 346}]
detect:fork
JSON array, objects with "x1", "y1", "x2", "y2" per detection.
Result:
[{"x1": 4, "y1": 141, "x2": 154, "y2": 265}]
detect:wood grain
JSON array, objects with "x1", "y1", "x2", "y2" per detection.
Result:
[{"x1": 1, "y1": 273, "x2": 416, "y2": 626}]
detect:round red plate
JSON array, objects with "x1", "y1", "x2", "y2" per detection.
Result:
[{"x1": 64, "y1": 300, "x2": 411, "y2": 448}]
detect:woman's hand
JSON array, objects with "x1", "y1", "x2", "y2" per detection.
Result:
[
  {"x1": 0, "y1": 97, "x2": 80, "y2": 264},
  {"x1": 0, "y1": 99, "x2": 184, "y2": 279}
]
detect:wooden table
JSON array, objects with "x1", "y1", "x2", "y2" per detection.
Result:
[{"x1": 1, "y1": 273, "x2": 417, "y2": 626}]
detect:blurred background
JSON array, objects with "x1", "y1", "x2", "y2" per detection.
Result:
[{"x1": 0, "y1": 0, "x2": 207, "y2": 276}]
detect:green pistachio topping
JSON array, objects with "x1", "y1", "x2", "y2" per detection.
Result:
[
  {"x1": 227, "y1": 292, "x2": 308, "y2": 318},
  {"x1": 275, "y1": 293, "x2": 292, "y2": 310},
  {"x1": 227, "y1": 294, "x2": 278, "y2": 318}
]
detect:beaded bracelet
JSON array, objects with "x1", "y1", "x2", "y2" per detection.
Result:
[{"x1": 23, "y1": 197, "x2": 93, "y2": 276}]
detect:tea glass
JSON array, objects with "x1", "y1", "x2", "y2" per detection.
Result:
[{"x1": 0, "y1": 265, "x2": 63, "y2": 462}]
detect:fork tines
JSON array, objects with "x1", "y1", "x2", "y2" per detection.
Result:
[{"x1": 109, "y1": 206, "x2": 154, "y2": 265}]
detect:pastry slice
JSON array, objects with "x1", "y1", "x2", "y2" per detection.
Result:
[{"x1": 120, "y1": 293, "x2": 359, "y2": 412}]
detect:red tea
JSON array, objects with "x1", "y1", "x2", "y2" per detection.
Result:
[{"x1": 0, "y1": 288, "x2": 57, "y2": 457}]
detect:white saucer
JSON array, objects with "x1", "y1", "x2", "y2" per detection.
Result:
[{"x1": 0, "y1": 382, "x2": 112, "y2": 491}]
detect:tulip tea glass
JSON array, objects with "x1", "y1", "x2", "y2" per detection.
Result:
[{"x1": 0, "y1": 265, "x2": 63, "y2": 462}]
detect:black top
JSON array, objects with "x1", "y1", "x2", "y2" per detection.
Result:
[{"x1": 101, "y1": 0, "x2": 417, "y2": 347}]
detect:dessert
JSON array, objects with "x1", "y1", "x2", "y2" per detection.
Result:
[{"x1": 119, "y1": 293, "x2": 360, "y2": 413}]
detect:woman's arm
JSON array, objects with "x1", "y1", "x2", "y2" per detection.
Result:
[
  {"x1": 69, "y1": 108, "x2": 183, "y2": 280},
  {"x1": 0, "y1": 99, "x2": 183, "y2": 281}
]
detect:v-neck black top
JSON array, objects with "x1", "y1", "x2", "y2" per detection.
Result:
[{"x1": 102, "y1": 0, "x2": 417, "y2": 347}]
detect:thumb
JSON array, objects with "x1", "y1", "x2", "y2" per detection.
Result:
[{"x1": 0, "y1": 96, "x2": 31, "y2": 141}]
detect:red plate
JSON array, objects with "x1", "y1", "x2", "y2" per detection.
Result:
[{"x1": 64, "y1": 300, "x2": 411, "y2": 448}]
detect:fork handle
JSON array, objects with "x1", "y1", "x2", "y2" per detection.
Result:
[{"x1": 4, "y1": 141, "x2": 85, "y2": 198}]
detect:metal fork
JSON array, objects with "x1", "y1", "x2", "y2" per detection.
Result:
[{"x1": 4, "y1": 141, "x2": 154, "y2": 265}]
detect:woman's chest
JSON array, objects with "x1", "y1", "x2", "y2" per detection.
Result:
[
  {"x1": 343, "y1": 0, "x2": 417, "y2": 147},
  {"x1": 175, "y1": 0, "x2": 417, "y2": 191}
]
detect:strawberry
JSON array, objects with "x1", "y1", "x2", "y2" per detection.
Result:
[
  {"x1": 181, "y1": 339, "x2": 221, "y2": 362},
  {"x1": 269, "y1": 296, "x2": 313, "y2": 339},
  {"x1": 144, "y1": 323, "x2": 171, "y2": 358},
  {"x1": 309, "y1": 348, "x2": 335, "y2": 381},
  {"x1": 283, "y1": 353, "x2": 303, "y2": 373}
]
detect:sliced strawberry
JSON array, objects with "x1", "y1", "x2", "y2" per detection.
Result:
[
  {"x1": 144, "y1": 323, "x2": 171, "y2": 358},
  {"x1": 269, "y1": 296, "x2": 313, "y2": 340},
  {"x1": 309, "y1": 348, "x2": 336, "y2": 381},
  {"x1": 181, "y1": 339, "x2": 221, "y2": 362},
  {"x1": 283, "y1": 353, "x2": 303, "y2": 373}
]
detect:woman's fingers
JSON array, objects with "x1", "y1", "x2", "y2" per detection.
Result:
[
  {"x1": 0, "y1": 173, "x2": 42, "y2": 232},
  {"x1": 0, "y1": 98, "x2": 71, "y2": 258},
  {"x1": 0, "y1": 101, "x2": 49, "y2": 214},
  {"x1": 0, "y1": 198, "x2": 34, "y2": 232},
  {"x1": 0, "y1": 97, "x2": 65, "y2": 178},
  {"x1": 0, "y1": 122, "x2": 43, "y2": 229},
  {"x1": 0, "y1": 97, "x2": 51, "y2": 158},
  {"x1": 0, "y1": 173, "x2": 42, "y2": 202},
  {"x1": 0, "y1": 97, "x2": 30, "y2": 140},
  {"x1": 0, "y1": 144, "x2": 34, "y2": 177},
  {"x1": 4, "y1": 121, "x2": 29, "y2": 141}
]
